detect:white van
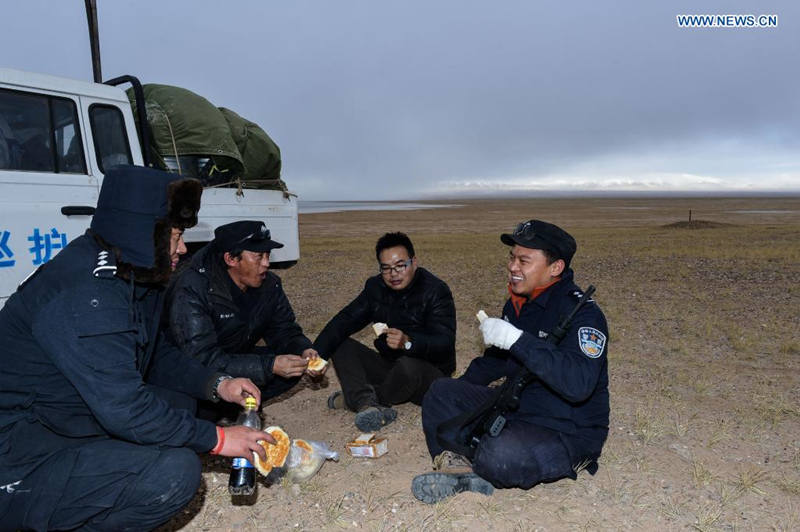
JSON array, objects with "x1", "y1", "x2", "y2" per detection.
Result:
[{"x1": 0, "y1": 68, "x2": 299, "y2": 308}]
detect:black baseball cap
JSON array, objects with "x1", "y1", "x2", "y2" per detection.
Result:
[
  {"x1": 214, "y1": 220, "x2": 284, "y2": 253},
  {"x1": 501, "y1": 219, "x2": 577, "y2": 269}
]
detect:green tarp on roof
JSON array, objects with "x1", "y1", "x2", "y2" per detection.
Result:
[{"x1": 127, "y1": 84, "x2": 285, "y2": 191}]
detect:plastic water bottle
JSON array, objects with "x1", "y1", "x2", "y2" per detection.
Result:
[{"x1": 228, "y1": 396, "x2": 261, "y2": 496}]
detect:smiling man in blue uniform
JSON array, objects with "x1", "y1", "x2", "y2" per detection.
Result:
[{"x1": 412, "y1": 220, "x2": 610, "y2": 504}]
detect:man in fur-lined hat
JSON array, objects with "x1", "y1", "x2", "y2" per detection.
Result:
[{"x1": 0, "y1": 166, "x2": 271, "y2": 531}]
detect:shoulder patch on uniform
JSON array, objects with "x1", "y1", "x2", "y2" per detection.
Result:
[
  {"x1": 93, "y1": 250, "x2": 117, "y2": 278},
  {"x1": 572, "y1": 289, "x2": 595, "y2": 303},
  {"x1": 578, "y1": 327, "x2": 606, "y2": 358}
]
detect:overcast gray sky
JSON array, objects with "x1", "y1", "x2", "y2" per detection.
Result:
[{"x1": 3, "y1": 1, "x2": 798, "y2": 200}]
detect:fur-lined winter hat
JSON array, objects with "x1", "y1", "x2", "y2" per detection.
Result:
[{"x1": 90, "y1": 165, "x2": 202, "y2": 284}]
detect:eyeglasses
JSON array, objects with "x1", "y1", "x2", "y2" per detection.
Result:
[{"x1": 379, "y1": 259, "x2": 412, "y2": 275}]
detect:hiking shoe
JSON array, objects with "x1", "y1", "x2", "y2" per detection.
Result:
[
  {"x1": 432, "y1": 450, "x2": 472, "y2": 474},
  {"x1": 354, "y1": 406, "x2": 397, "y2": 432},
  {"x1": 327, "y1": 390, "x2": 346, "y2": 410},
  {"x1": 411, "y1": 472, "x2": 494, "y2": 504}
]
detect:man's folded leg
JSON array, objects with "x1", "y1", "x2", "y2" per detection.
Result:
[
  {"x1": 421, "y1": 377, "x2": 496, "y2": 459},
  {"x1": 35, "y1": 439, "x2": 201, "y2": 532},
  {"x1": 472, "y1": 421, "x2": 576, "y2": 490},
  {"x1": 415, "y1": 381, "x2": 577, "y2": 504},
  {"x1": 375, "y1": 356, "x2": 445, "y2": 406},
  {"x1": 330, "y1": 338, "x2": 393, "y2": 411}
]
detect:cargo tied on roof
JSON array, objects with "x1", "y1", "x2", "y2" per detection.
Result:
[
  {"x1": 0, "y1": 68, "x2": 301, "y2": 308},
  {"x1": 127, "y1": 84, "x2": 286, "y2": 192}
]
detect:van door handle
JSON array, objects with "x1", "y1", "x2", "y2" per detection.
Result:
[{"x1": 61, "y1": 206, "x2": 96, "y2": 216}]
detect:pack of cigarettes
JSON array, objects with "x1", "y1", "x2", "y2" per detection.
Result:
[{"x1": 346, "y1": 432, "x2": 388, "y2": 458}]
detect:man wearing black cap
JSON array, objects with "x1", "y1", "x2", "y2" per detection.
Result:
[
  {"x1": 167, "y1": 220, "x2": 320, "y2": 419},
  {"x1": 412, "y1": 220, "x2": 609, "y2": 504},
  {"x1": 0, "y1": 167, "x2": 270, "y2": 531}
]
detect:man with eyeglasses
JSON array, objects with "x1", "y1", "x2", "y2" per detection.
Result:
[
  {"x1": 314, "y1": 232, "x2": 456, "y2": 432},
  {"x1": 411, "y1": 220, "x2": 609, "y2": 504},
  {"x1": 166, "y1": 220, "x2": 321, "y2": 420}
]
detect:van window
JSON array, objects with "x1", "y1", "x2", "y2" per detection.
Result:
[
  {"x1": 0, "y1": 88, "x2": 76, "y2": 172},
  {"x1": 89, "y1": 105, "x2": 132, "y2": 173},
  {"x1": 52, "y1": 98, "x2": 86, "y2": 174},
  {"x1": 0, "y1": 89, "x2": 85, "y2": 173}
]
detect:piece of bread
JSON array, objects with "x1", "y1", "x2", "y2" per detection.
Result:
[
  {"x1": 292, "y1": 438, "x2": 315, "y2": 467},
  {"x1": 294, "y1": 438, "x2": 313, "y2": 454},
  {"x1": 253, "y1": 426, "x2": 290, "y2": 476},
  {"x1": 476, "y1": 310, "x2": 488, "y2": 323},
  {"x1": 353, "y1": 432, "x2": 375, "y2": 444},
  {"x1": 288, "y1": 438, "x2": 325, "y2": 480},
  {"x1": 307, "y1": 357, "x2": 328, "y2": 372},
  {"x1": 372, "y1": 322, "x2": 388, "y2": 336}
]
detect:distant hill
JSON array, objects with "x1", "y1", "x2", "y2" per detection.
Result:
[{"x1": 662, "y1": 220, "x2": 735, "y2": 229}]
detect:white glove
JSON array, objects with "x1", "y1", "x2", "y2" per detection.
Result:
[{"x1": 480, "y1": 318, "x2": 523, "y2": 350}]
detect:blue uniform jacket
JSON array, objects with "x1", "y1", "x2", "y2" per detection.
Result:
[
  {"x1": 0, "y1": 234, "x2": 219, "y2": 503},
  {"x1": 461, "y1": 269, "x2": 609, "y2": 455}
]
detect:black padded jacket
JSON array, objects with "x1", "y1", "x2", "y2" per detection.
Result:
[
  {"x1": 166, "y1": 244, "x2": 312, "y2": 386},
  {"x1": 313, "y1": 268, "x2": 457, "y2": 375}
]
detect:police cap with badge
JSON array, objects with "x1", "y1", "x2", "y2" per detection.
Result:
[
  {"x1": 214, "y1": 220, "x2": 284, "y2": 254},
  {"x1": 501, "y1": 219, "x2": 577, "y2": 269}
]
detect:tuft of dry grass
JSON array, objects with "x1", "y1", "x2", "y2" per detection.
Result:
[
  {"x1": 779, "y1": 342, "x2": 799, "y2": 356},
  {"x1": 776, "y1": 473, "x2": 800, "y2": 496},
  {"x1": 691, "y1": 503, "x2": 723, "y2": 531},
  {"x1": 324, "y1": 494, "x2": 350, "y2": 528},
  {"x1": 690, "y1": 458, "x2": 714, "y2": 488},
  {"x1": 633, "y1": 407, "x2": 663, "y2": 444},
  {"x1": 733, "y1": 465, "x2": 769, "y2": 496},
  {"x1": 769, "y1": 501, "x2": 799, "y2": 531},
  {"x1": 713, "y1": 481, "x2": 742, "y2": 506},
  {"x1": 705, "y1": 421, "x2": 728, "y2": 449},
  {"x1": 661, "y1": 496, "x2": 686, "y2": 522},
  {"x1": 669, "y1": 411, "x2": 692, "y2": 439},
  {"x1": 752, "y1": 392, "x2": 800, "y2": 427}
]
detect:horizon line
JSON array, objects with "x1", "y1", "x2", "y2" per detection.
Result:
[{"x1": 298, "y1": 190, "x2": 800, "y2": 202}]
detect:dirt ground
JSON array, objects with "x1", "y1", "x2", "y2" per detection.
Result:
[{"x1": 159, "y1": 196, "x2": 800, "y2": 531}]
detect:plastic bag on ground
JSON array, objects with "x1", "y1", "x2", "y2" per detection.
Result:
[{"x1": 283, "y1": 439, "x2": 339, "y2": 483}]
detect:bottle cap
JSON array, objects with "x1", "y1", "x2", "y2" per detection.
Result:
[{"x1": 245, "y1": 396, "x2": 257, "y2": 409}]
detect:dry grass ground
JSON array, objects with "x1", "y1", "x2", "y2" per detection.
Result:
[{"x1": 160, "y1": 196, "x2": 800, "y2": 531}]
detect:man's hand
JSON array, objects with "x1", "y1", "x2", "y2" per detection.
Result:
[
  {"x1": 385, "y1": 328, "x2": 410, "y2": 350},
  {"x1": 273, "y1": 354, "x2": 308, "y2": 378},
  {"x1": 480, "y1": 318, "x2": 523, "y2": 350},
  {"x1": 218, "y1": 425, "x2": 275, "y2": 462},
  {"x1": 217, "y1": 377, "x2": 261, "y2": 407},
  {"x1": 302, "y1": 348, "x2": 328, "y2": 376},
  {"x1": 301, "y1": 348, "x2": 319, "y2": 360}
]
